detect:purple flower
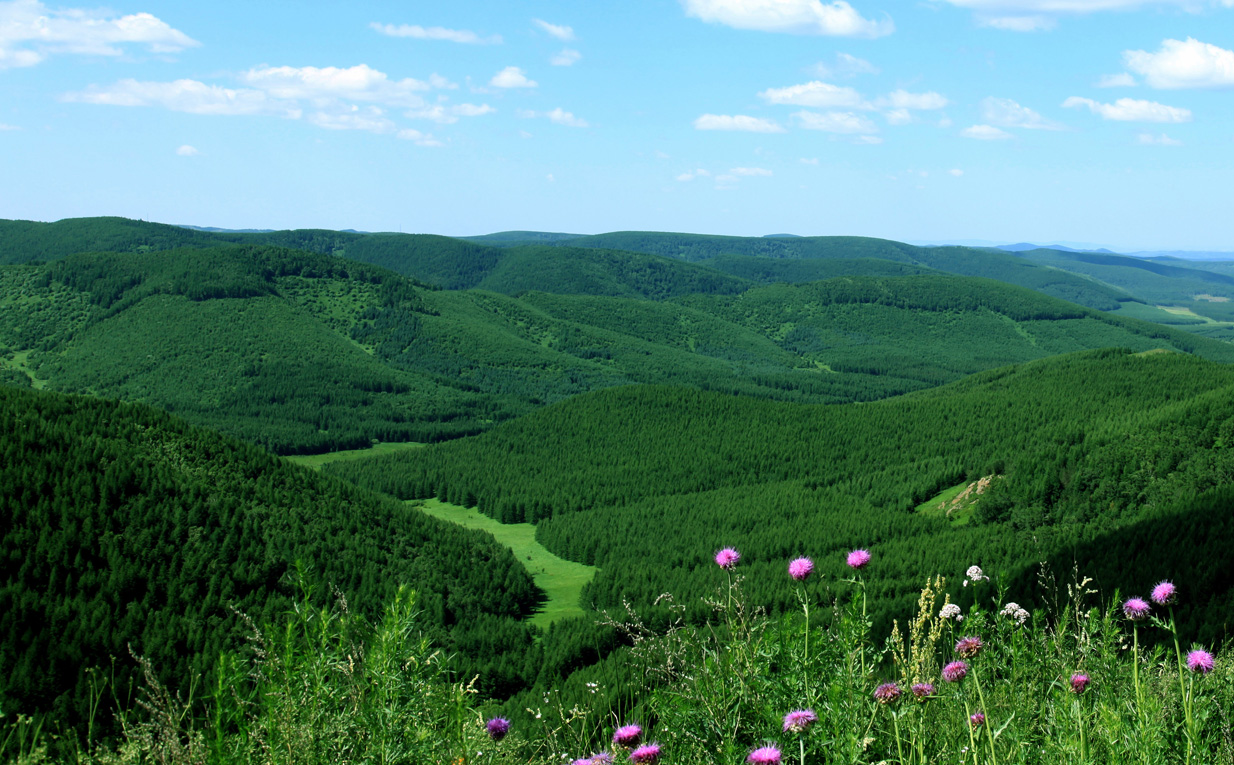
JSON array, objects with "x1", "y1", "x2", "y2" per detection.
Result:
[
  {"x1": 943, "y1": 661, "x2": 968, "y2": 683},
  {"x1": 846, "y1": 548, "x2": 872, "y2": 570},
  {"x1": 788, "y1": 557, "x2": 815, "y2": 581},
  {"x1": 572, "y1": 759, "x2": 591, "y2": 765},
  {"x1": 630, "y1": 743, "x2": 661, "y2": 764},
  {"x1": 1070, "y1": 673, "x2": 1091, "y2": 694},
  {"x1": 873, "y1": 682, "x2": 902, "y2": 704},
  {"x1": 613, "y1": 723, "x2": 643, "y2": 748},
  {"x1": 590, "y1": 753, "x2": 614, "y2": 765},
  {"x1": 911, "y1": 682, "x2": 935, "y2": 700},
  {"x1": 970, "y1": 712, "x2": 986, "y2": 728},
  {"x1": 955, "y1": 635, "x2": 984, "y2": 659},
  {"x1": 1151, "y1": 581, "x2": 1177, "y2": 606},
  {"x1": 1187, "y1": 649, "x2": 1215, "y2": 674},
  {"x1": 486, "y1": 717, "x2": 510, "y2": 741},
  {"x1": 782, "y1": 709, "x2": 818, "y2": 734},
  {"x1": 1123, "y1": 597, "x2": 1151, "y2": 621},
  {"x1": 747, "y1": 746, "x2": 782, "y2": 764},
  {"x1": 715, "y1": 547, "x2": 741, "y2": 570}
]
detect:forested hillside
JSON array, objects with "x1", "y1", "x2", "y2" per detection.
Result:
[
  {"x1": 329, "y1": 349, "x2": 1234, "y2": 646},
  {"x1": 0, "y1": 385, "x2": 543, "y2": 727}
]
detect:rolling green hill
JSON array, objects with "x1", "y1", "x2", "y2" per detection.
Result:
[
  {"x1": 0, "y1": 385, "x2": 543, "y2": 725},
  {"x1": 328, "y1": 349, "x2": 1234, "y2": 648}
]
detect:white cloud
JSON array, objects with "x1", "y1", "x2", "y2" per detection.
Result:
[
  {"x1": 980, "y1": 97, "x2": 1064, "y2": 129},
  {"x1": 406, "y1": 102, "x2": 495, "y2": 123},
  {"x1": 62, "y1": 78, "x2": 301, "y2": 117},
  {"x1": 980, "y1": 15, "x2": 1055, "y2": 30},
  {"x1": 551, "y1": 48, "x2": 581, "y2": 66},
  {"x1": 949, "y1": 168, "x2": 964, "y2": 176},
  {"x1": 885, "y1": 108, "x2": 912, "y2": 125},
  {"x1": 680, "y1": 0, "x2": 893, "y2": 37},
  {"x1": 800, "y1": 157, "x2": 820, "y2": 164},
  {"x1": 1062, "y1": 96, "x2": 1191, "y2": 122},
  {"x1": 396, "y1": 128, "x2": 444, "y2": 147},
  {"x1": 759, "y1": 80, "x2": 867, "y2": 108},
  {"x1": 240, "y1": 64, "x2": 435, "y2": 107},
  {"x1": 813, "y1": 52, "x2": 879, "y2": 77},
  {"x1": 1137, "y1": 132, "x2": 1182, "y2": 145},
  {"x1": 175, "y1": 144, "x2": 198, "y2": 156},
  {"x1": 1124, "y1": 38, "x2": 1234, "y2": 89},
  {"x1": 490, "y1": 66, "x2": 537, "y2": 88},
  {"x1": 1097, "y1": 72, "x2": 1137, "y2": 87},
  {"x1": 677, "y1": 168, "x2": 711, "y2": 181},
  {"x1": 369, "y1": 23, "x2": 500, "y2": 44},
  {"x1": 309, "y1": 105, "x2": 395, "y2": 133},
  {"x1": 793, "y1": 109, "x2": 878, "y2": 133},
  {"x1": 0, "y1": 122, "x2": 19, "y2": 130},
  {"x1": 882, "y1": 89, "x2": 948, "y2": 110},
  {"x1": 533, "y1": 19, "x2": 575, "y2": 40},
  {"x1": 546, "y1": 107, "x2": 588, "y2": 127},
  {"x1": 730, "y1": 166, "x2": 773, "y2": 175},
  {"x1": 961, "y1": 124, "x2": 1013, "y2": 139},
  {"x1": 0, "y1": 0, "x2": 197, "y2": 68},
  {"x1": 694, "y1": 113, "x2": 786, "y2": 132}
]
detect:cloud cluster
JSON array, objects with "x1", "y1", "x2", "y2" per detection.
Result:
[
  {"x1": 61, "y1": 63, "x2": 501, "y2": 146},
  {"x1": 370, "y1": 23, "x2": 501, "y2": 44},
  {"x1": 680, "y1": 0, "x2": 893, "y2": 38},
  {"x1": 533, "y1": 19, "x2": 575, "y2": 40},
  {"x1": 1124, "y1": 38, "x2": 1234, "y2": 89},
  {"x1": 490, "y1": 66, "x2": 538, "y2": 88},
  {"x1": 1062, "y1": 96, "x2": 1191, "y2": 122},
  {"x1": 694, "y1": 113, "x2": 786, "y2": 132},
  {"x1": 980, "y1": 97, "x2": 1064, "y2": 129},
  {"x1": 744, "y1": 76, "x2": 946, "y2": 139},
  {"x1": 0, "y1": 0, "x2": 197, "y2": 69}
]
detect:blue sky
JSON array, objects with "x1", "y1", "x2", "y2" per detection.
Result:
[{"x1": 1, "y1": 0, "x2": 1232, "y2": 250}]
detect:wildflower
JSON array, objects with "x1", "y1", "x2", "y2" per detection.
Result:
[
  {"x1": 955, "y1": 636, "x2": 984, "y2": 659},
  {"x1": 939, "y1": 603, "x2": 963, "y2": 621},
  {"x1": 1187, "y1": 649, "x2": 1215, "y2": 674},
  {"x1": 782, "y1": 709, "x2": 818, "y2": 733},
  {"x1": 1151, "y1": 581, "x2": 1177, "y2": 606},
  {"x1": 874, "y1": 682, "x2": 902, "y2": 704},
  {"x1": 1122, "y1": 597, "x2": 1151, "y2": 621},
  {"x1": 846, "y1": 548, "x2": 872, "y2": 570},
  {"x1": 1000, "y1": 602, "x2": 1030, "y2": 625},
  {"x1": 747, "y1": 746, "x2": 782, "y2": 764},
  {"x1": 788, "y1": 557, "x2": 814, "y2": 581},
  {"x1": 966, "y1": 565, "x2": 989, "y2": 582},
  {"x1": 715, "y1": 547, "x2": 740, "y2": 570},
  {"x1": 572, "y1": 759, "x2": 591, "y2": 765},
  {"x1": 486, "y1": 718, "x2": 510, "y2": 742},
  {"x1": 629, "y1": 743, "x2": 661, "y2": 764},
  {"x1": 911, "y1": 682, "x2": 935, "y2": 700},
  {"x1": 1070, "y1": 673, "x2": 1090, "y2": 694},
  {"x1": 970, "y1": 712, "x2": 986, "y2": 728},
  {"x1": 943, "y1": 661, "x2": 968, "y2": 683},
  {"x1": 613, "y1": 724, "x2": 643, "y2": 747},
  {"x1": 590, "y1": 754, "x2": 614, "y2": 765}
]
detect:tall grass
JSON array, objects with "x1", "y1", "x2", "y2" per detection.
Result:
[{"x1": 4, "y1": 553, "x2": 1231, "y2": 764}]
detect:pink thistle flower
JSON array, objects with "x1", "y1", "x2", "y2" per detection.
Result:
[
  {"x1": 1151, "y1": 581, "x2": 1177, "y2": 606},
  {"x1": 630, "y1": 743, "x2": 661, "y2": 764},
  {"x1": 747, "y1": 746, "x2": 782, "y2": 764},
  {"x1": 970, "y1": 712, "x2": 986, "y2": 728},
  {"x1": 572, "y1": 759, "x2": 591, "y2": 765},
  {"x1": 715, "y1": 547, "x2": 740, "y2": 570},
  {"x1": 1070, "y1": 674, "x2": 1090, "y2": 694},
  {"x1": 1187, "y1": 649, "x2": 1215, "y2": 674},
  {"x1": 613, "y1": 724, "x2": 643, "y2": 747},
  {"x1": 943, "y1": 661, "x2": 968, "y2": 683},
  {"x1": 782, "y1": 709, "x2": 817, "y2": 734},
  {"x1": 486, "y1": 717, "x2": 510, "y2": 741},
  {"x1": 873, "y1": 682, "x2": 902, "y2": 704},
  {"x1": 788, "y1": 557, "x2": 814, "y2": 581},
  {"x1": 911, "y1": 682, "x2": 935, "y2": 700},
  {"x1": 955, "y1": 635, "x2": 984, "y2": 659},
  {"x1": 1123, "y1": 597, "x2": 1151, "y2": 621},
  {"x1": 846, "y1": 548, "x2": 871, "y2": 570}
]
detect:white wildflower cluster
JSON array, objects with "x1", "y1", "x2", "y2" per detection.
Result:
[
  {"x1": 1000, "y1": 602, "x2": 1030, "y2": 625},
  {"x1": 964, "y1": 565, "x2": 989, "y2": 585},
  {"x1": 940, "y1": 603, "x2": 963, "y2": 621}
]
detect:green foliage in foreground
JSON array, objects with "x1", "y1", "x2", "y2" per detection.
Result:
[
  {"x1": 5, "y1": 559, "x2": 1232, "y2": 765},
  {"x1": 0, "y1": 386, "x2": 541, "y2": 730}
]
